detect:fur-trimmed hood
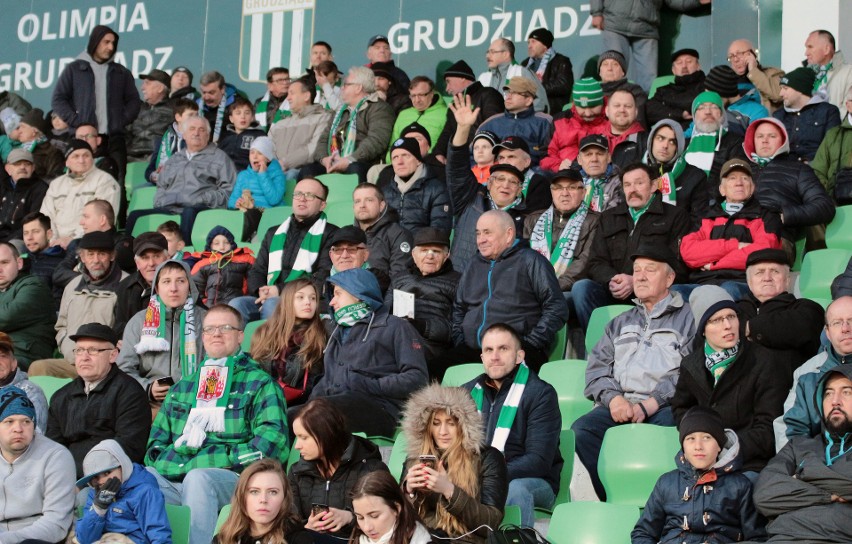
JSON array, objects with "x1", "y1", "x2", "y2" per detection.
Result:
[{"x1": 401, "y1": 384, "x2": 485, "y2": 459}]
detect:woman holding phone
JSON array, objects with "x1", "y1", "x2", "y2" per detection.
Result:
[
  {"x1": 350, "y1": 471, "x2": 433, "y2": 544},
  {"x1": 288, "y1": 399, "x2": 389, "y2": 540},
  {"x1": 401, "y1": 384, "x2": 507, "y2": 544}
]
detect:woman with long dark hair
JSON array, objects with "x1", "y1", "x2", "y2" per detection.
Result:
[{"x1": 350, "y1": 471, "x2": 432, "y2": 544}]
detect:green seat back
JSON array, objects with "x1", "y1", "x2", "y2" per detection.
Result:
[
  {"x1": 826, "y1": 205, "x2": 852, "y2": 250},
  {"x1": 166, "y1": 504, "x2": 191, "y2": 544},
  {"x1": 388, "y1": 432, "x2": 409, "y2": 481},
  {"x1": 125, "y1": 161, "x2": 149, "y2": 195},
  {"x1": 598, "y1": 423, "x2": 680, "y2": 507},
  {"x1": 585, "y1": 305, "x2": 633, "y2": 355},
  {"x1": 441, "y1": 363, "x2": 482, "y2": 387},
  {"x1": 254, "y1": 206, "x2": 293, "y2": 242},
  {"x1": 128, "y1": 186, "x2": 156, "y2": 214},
  {"x1": 546, "y1": 502, "x2": 640, "y2": 544},
  {"x1": 215, "y1": 504, "x2": 231, "y2": 534},
  {"x1": 540, "y1": 359, "x2": 593, "y2": 430},
  {"x1": 287, "y1": 443, "x2": 302, "y2": 471},
  {"x1": 500, "y1": 505, "x2": 521, "y2": 527},
  {"x1": 323, "y1": 201, "x2": 355, "y2": 228},
  {"x1": 792, "y1": 233, "x2": 807, "y2": 272},
  {"x1": 316, "y1": 173, "x2": 359, "y2": 203},
  {"x1": 241, "y1": 319, "x2": 267, "y2": 353},
  {"x1": 284, "y1": 177, "x2": 299, "y2": 203},
  {"x1": 131, "y1": 214, "x2": 181, "y2": 237},
  {"x1": 535, "y1": 429, "x2": 576, "y2": 519},
  {"x1": 648, "y1": 75, "x2": 675, "y2": 98},
  {"x1": 191, "y1": 209, "x2": 245, "y2": 249},
  {"x1": 548, "y1": 325, "x2": 567, "y2": 362},
  {"x1": 799, "y1": 248, "x2": 852, "y2": 300},
  {"x1": 28, "y1": 376, "x2": 72, "y2": 404},
  {"x1": 809, "y1": 297, "x2": 832, "y2": 310}
]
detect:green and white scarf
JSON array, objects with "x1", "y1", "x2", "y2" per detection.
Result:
[
  {"x1": 470, "y1": 363, "x2": 529, "y2": 452},
  {"x1": 328, "y1": 97, "x2": 368, "y2": 157},
  {"x1": 684, "y1": 130, "x2": 724, "y2": 174},
  {"x1": 749, "y1": 153, "x2": 771, "y2": 168},
  {"x1": 629, "y1": 195, "x2": 655, "y2": 223},
  {"x1": 521, "y1": 170, "x2": 534, "y2": 197},
  {"x1": 333, "y1": 301, "x2": 372, "y2": 327},
  {"x1": 154, "y1": 125, "x2": 182, "y2": 170},
  {"x1": 267, "y1": 212, "x2": 327, "y2": 285},
  {"x1": 813, "y1": 62, "x2": 833, "y2": 93},
  {"x1": 530, "y1": 204, "x2": 589, "y2": 277},
  {"x1": 134, "y1": 293, "x2": 198, "y2": 378},
  {"x1": 174, "y1": 356, "x2": 236, "y2": 450},
  {"x1": 203, "y1": 93, "x2": 228, "y2": 143},
  {"x1": 583, "y1": 178, "x2": 607, "y2": 212},
  {"x1": 704, "y1": 341, "x2": 739, "y2": 383},
  {"x1": 21, "y1": 135, "x2": 47, "y2": 152},
  {"x1": 645, "y1": 153, "x2": 686, "y2": 206},
  {"x1": 722, "y1": 201, "x2": 744, "y2": 216},
  {"x1": 316, "y1": 80, "x2": 342, "y2": 110},
  {"x1": 255, "y1": 91, "x2": 291, "y2": 129}
]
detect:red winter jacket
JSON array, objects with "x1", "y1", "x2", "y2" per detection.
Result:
[
  {"x1": 540, "y1": 107, "x2": 609, "y2": 172},
  {"x1": 592, "y1": 121, "x2": 645, "y2": 154}
]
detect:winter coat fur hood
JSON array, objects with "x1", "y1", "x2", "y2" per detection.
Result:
[{"x1": 402, "y1": 384, "x2": 484, "y2": 459}]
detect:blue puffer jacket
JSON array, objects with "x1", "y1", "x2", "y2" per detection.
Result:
[
  {"x1": 227, "y1": 157, "x2": 286, "y2": 209},
  {"x1": 632, "y1": 431, "x2": 767, "y2": 544}
]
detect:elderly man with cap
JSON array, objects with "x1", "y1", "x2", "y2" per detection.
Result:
[
  {"x1": 645, "y1": 48, "x2": 706, "y2": 130},
  {"x1": 677, "y1": 158, "x2": 784, "y2": 301},
  {"x1": 46, "y1": 322, "x2": 150, "y2": 478},
  {"x1": 703, "y1": 64, "x2": 768, "y2": 137},
  {"x1": 126, "y1": 69, "x2": 174, "y2": 162},
  {"x1": 478, "y1": 77, "x2": 554, "y2": 167},
  {"x1": 170, "y1": 66, "x2": 197, "y2": 101},
  {"x1": 772, "y1": 66, "x2": 841, "y2": 162},
  {"x1": 29, "y1": 230, "x2": 128, "y2": 379},
  {"x1": 738, "y1": 248, "x2": 824, "y2": 387},
  {"x1": 0, "y1": 148, "x2": 48, "y2": 243},
  {"x1": 352, "y1": 183, "x2": 413, "y2": 288},
  {"x1": 324, "y1": 225, "x2": 391, "y2": 301},
  {"x1": 113, "y1": 232, "x2": 170, "y2": 335},
  {"x1": 379, "y1": 122, "x2": 447, "y2": 183},
  {"x1": 0, "y1": 386, "x2": 76, "y2": 544},
  {"x1": 0, "y1": 332, "x2": 47, "y2": 433},
  {"x1": 388, "y1": 227, "x2": 459, "y2": 381},
  {"x1": 541, "y1": 78, "x2": 609, "y2": 171},
  {"x1": 16, "y1": 108, "x2": 67, "y2": 180},
  {"x1": 573, "y1": 243, "x2": 695, "y2": 500},
  {"x1": 478, "y1": 38, "x2": 548, "y2": 113},
  {"x1": 597, "y1": 50, "x2": 648, "y2": 127},
  {"x1": 683, "y1": 91, "x2": 747, "y2": 187},
  {"x1": 491, "y1": 136, "x2": 552, "y2": 211},
  {"x1": 378, "y1": 136, "x2": 452, "y2": 234},
  {"x1": 575, "y1": 134, "x2": 622, "y2": 212},
  {"x1": 672, "y1": 284, "x2": 787, "y2": 479},
  {"x1": 521, "y1": 28, "x2": 574, "y2": 114},
  {"x1": 387, "y1": 76, "x2": 448, "y2": 158},
  {"x1": 39, "y1": 139, "x2": 120, "y2": 247}
]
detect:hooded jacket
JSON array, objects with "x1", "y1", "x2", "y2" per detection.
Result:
[
  {"x1": 288, "y1": 435, "x2": 387, "y2": 536},
  {"x1": 311, "y1": 269, "x2": 428, "y2": 421},
  {"x1": 76, "y1": 440, "x2": 171, "y2": 544},
  {"x1": 117, "y1": 260, "x2": 207, "y2": 390},
  {"x1": 744, "y1": 118, "x2": 836, "y2": 239},
  {"x1": 401, "y1": 384, "x2": 507, "y2": 544},
  {"x1": 218, "y1": 125, "x2": 267, "y2": 172},
  {"x1": 190, "y1": 226, "x2": 255, "y2": 305},
  {"x1": 772, "y1": 94, "x2": 841, "y2": 162},
  {"x1": 0, "y1": 274, "x2": 57, "y2": 365},
  {"x1": 51, "y1": 25, "x2": 142, "y2": 134},
  {"x1": 540, "y1": 105, "x2": 609, "y2": 171},
  {"x1": 632, "y1": 430, "x2": 766, "y2": 544},
  {"x1": 378, "y1": 163, "x2": 453, "y2": 233},
  {"x1": 645, "y1": 70, "x2": 706, "y2": 130},
  {"x1": 754, "y1": 364, "x2": 852, "y2": 543},
  {"x1": 4, "y1": 369, "x2": 48, "y2": 434},
  {"x1": 726, "y1": 88, "x2": 769, "y2": 137},
  {"x1": 227, "y1": 154, "x2": 286, "y2": 209}
]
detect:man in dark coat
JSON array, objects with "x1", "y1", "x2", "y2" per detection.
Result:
[
  {"x1": 113, "y1": 233, "x2": 170, "y2": 336},
  {"x1": 645, "y1": 48, "x2": 706, "y2": 130},
  {"x1": 0, "y1": 149, "x2": 48, "y2": 243},
  {"x1": 521, "y1": 28, "x2": 574, "y2": 114},
  {"x1": 772, "y1": 66, "x2": 841, "y2": 162}
]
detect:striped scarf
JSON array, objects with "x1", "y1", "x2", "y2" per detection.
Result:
[
  {"x1": 645, "y1": 153, "x2": 686, "y2": 206},
  {"x1": 704, "y1": 341, "x2": 739, "y2": 383},
  {"x1": 470, "y1": 363, "x2": 529, "y2": 452},
  {"x1": 529, "y1": 204, "x2": 589, "y2": 277},
  {"x1": 813, "y1": 62, "x2": 833, "y2": 93},
  {"x1": 154, "y1": 125, "x2": 183, "y2": 170},
  {"x1": 208, "y1": 93, "x2": 227, "y2": 143},
  {"x1": 255, "y1": 91, "x2": 291, "y2": 129},
  {"x1": 267, "y1": 212, "x2": 327, "y2": 285},
  {"x1": 684, "y1": 130, "x2": 724, "y2": 174},
  {"x1": 526, "y1": 48, "x2": 556, "y2": 81},
  {"x1": 174, "y1": 356, "x2": 236, "y2": 450},
  {"x1": 21, "y1": 135, "x2": 46, "y2": 152},
  {"x1": 328, "y1": 97, "x2": 368, "y2": 157}
]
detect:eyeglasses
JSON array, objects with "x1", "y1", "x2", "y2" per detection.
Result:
[
  {"x1": 293, "y1": 191, "x2": 326, "y2": 202},
  {"x1": 706, "y1": 314, "x2": 738, "y2": 326},
  {"x1": 72, "y1": 347, "x2": 115, "y2": 356},
  {"x1": 551, "y1": 184, "x2": 585, "y2": 193},
  {"x1": 201, "y1": 325, "x2": 242, "y2": 335},
  {"x1": 488, "y1": 175, "x2": 521, "y2": 186},
  {"x1": 330, "y1": 246, "x2": 366, "y2": 255},
  {"x1": 828, "y1": 319, "x2": 852, "y2": 330},
  {"x1": 727, "y1": 49, "x2": 753, "y2": 62}
]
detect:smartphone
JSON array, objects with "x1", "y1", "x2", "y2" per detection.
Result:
[
  {"x1": 311, "y1": 504, "x2": 330, "y2": 517},
  {"x1": 157, "y1": 376, "x2": 175, "y2": 386},
  {"x1": 418, "y1": 454, "x2": 437, "y2": 470}
]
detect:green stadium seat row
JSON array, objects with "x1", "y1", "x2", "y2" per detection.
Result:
[
  {"x1": 798, "y1": 248, "x2": 852, "y2": 300},
  {"x1": 28, "y1": 375, "x2": 72, "y2": 404}
]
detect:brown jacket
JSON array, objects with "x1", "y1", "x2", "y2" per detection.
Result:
[{"x1": 524, "y1": 207, "x2": 600, "y2": 291}]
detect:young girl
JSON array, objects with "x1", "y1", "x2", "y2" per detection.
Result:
[
  {"x1": 190, "y1": 226, "x2": 255, "y2": 306},
  {"x1": 250, "y1": 279, "x2": 326, "y2": 406},
  {"x1": 350, "y1": 471, "x2": 432, "y2": 544},
  {"x1": 228, "y1": 136, "x2": 286, "y2": 241},
  {"x1": 631, "y1": 407, "x2": 766, "y2": 543},
  {"x1": 471, "y1": 130, "x2": 497, "y2": 184}
]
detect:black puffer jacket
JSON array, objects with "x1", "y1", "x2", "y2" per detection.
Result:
[
  {"x1": 126, "y1": 99, "x2": 174, "y2": 160},
  {"x1": 0, "y1": 175, "x2": 48, "y2": 242},
  {"x1": 434, "y1": 82, "x2": 505, "y2": 157},
  {"x1": 644, "y1": 70, "x2": 706, "y2": 130},
  {"x1": 288, "y1": 435, "x2": 387, "y2": 536},
  {"x1": 378, "y1": 164, "x2": 453, "y2": 234}
]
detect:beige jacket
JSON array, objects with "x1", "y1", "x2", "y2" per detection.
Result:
[{"x1": 40, "y1": 167, "x2": 120, "y2": 239}]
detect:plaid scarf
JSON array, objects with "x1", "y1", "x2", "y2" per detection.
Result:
[
  {"x1": 470, "y1": 363, "x2": 529, "y2": 452},
  {"x1": 684, "y1": 130, "x2": 724, "y2": 174},
  {"x1": 134, "y1": 293, "x2": 198, "y2": 378},
  {"x1": 328, "y1": 97, "x2": 368, "y2": 157},
  {"x1": 530, "y1": 204, "x2": 589, "y2": 277},
  {"x1": 267, "y1": 212, "x2": 327, "y2": 285},
  {"x1": 333, "y1": 301, "x2": 371, "y2": 327},
  {"x1": 174, "y1": 355, "x2": 236, "y2": 451},
  {"x1": 704, "y1": 341, "x2": 739, "y2": 383},
  {"x1": 526, "y1": 48, "x2": 556, "y2": 81},
  {"x1": 255, "y1": 91, "x2": 291, "y2": 129}
]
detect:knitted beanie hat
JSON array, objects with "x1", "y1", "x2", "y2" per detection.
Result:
[
  {"x1": 598, "y1": 50, "x2": 627, "y2": 74},
  {"x1": 780, "y1": 67, "x2": 816, "y2": 97},
  {"x1": 250, "y1": 136, "x2": 277, "y2": 162},
  {"x1": 390, "y1": 137, "x2": 423, "y2": 162},
  {"x1": 688, "y1": 284, "x2": 738, "y2": 334},
  {"x1": 0, "y1": 386, "x2": 36, "y2": 424},
  {"x1": 573, "y1": 77, "x2": 604, "y2": 108},
  {"x1": 691, "y1": 91, "x2": 724, "y2": 118},
  {"x1": 679, "y1": 406, "x2": 727, "y2": 449},
  {"x1": 705, "y1": 65, "x2": 739, "y2": 98}
]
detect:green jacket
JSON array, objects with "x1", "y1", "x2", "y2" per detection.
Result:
[
  {"x1": 590, "y1": 0, "x2": 703, "y2": 40},
  {"x1": 0, "y1": 275, "x2": 56, "y2": 365},
  {"x1": 145, "y1": 352, "x2": 289, "y2": 481},
  {"x1": 314, "y1": 94, "x2": 395, "y2": 166},
  {"x1": 386, "y1": 96, "x2": 448, "y2": 162},
  {"x1": 811, "y1": 116, "x2": 852, "y2": 195}
]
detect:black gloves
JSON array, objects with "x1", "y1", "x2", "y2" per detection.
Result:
[{"x1": 93, "y1": 477, "x2": 121, "y2": 510}]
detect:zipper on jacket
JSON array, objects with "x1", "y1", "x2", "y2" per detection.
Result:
[
  {"x1": 475, "y1": 260, "x2": 497, "y2": 347},
  {"x1": 169, "y1": 311, "x2": 177, "y2": 376},
  {"x1": 325, "y1": 480, "x2": 330, "y2": 505}
]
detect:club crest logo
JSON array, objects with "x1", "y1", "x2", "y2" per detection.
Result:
[{"x1": 239, "y1": 0, "x2": 316, "y2": 83}]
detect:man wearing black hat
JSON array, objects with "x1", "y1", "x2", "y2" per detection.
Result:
[
  {"x1": 491, "y1": 135, "x2": 551, "y2": 210},
  {"x1": 352, "y1": 183, "x2": 413, "y2": 291},
  {"x1": 372, "y1": 61, "x2": 411, "y2": 115},
  {"x1": 365, "y1": 34, "x2": 410, "y2": 90},
  {"x1": 46, "y1": 323, "x2": 150, "y2": 477},
  {"x1": 378, "y1": 122, "x2": 447, "y2": 183},
  {"x1": 29, "y1": 231, "x2": 128, "y2": 379},
  {"x1": 113, "y1": 232, "x2": 171, "y2": 335},
  {"x1": 170, "y1": 66, "x2": 198, "y2": 102},
  {"x1": 576, "y1": 134, "x2": 622, "y2": 212},
  {"x1": 432, "y1": 59, "x2": 504, "y2": 160},
  {"x1": 126, "y1": 69, "x2": 174, "y2": 162},
  {"x1": 0, "y1": 148, "x2": 48, "y2": 243},
  {"x1": 737, "y1": 248, "x2": 824, "y2": 383},
  {"x1": 645, "y1": 48, "x2": 706, "y2": 130},
  {"x1": 521, "y1": 28, "x2": 574, "y2": 114},
  {"x1": 773, "y1": 66, "x2": 841, "y2": 162},
  {"x1": 325, "y1": 224, "x2": 391, "y2": 296}
]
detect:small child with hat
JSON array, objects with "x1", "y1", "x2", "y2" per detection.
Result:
[
  {"x1": 189, "y1": 226, "x2": 255, "y2": 305},
  {"x1": 471, "y1": 130, "x2": 498, "y2": 184},
  {"x1": 76, "y1": 439, "x2": 171, "y2": 544},
  {"x1": 227, "y1": 135, "x2": 286, "y2": 241},
  {"x1": 631, "y1": 406, "x2": 766, "y2": 543}
]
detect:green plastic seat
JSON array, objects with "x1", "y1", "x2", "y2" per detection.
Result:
[
  {"x1": 546, "y1": 502, "x2": 640, "y2": 544},
  {"x1": 388, "y1": 432, "x2": 408, "y2": 481},
  {"x1": 809, "y1": 297, "x2": 832, "y2": 310},
  {"x1": 316, "y1": 173, "x2": 359, "y2": 203},
  {"x1": 826, "y1": 205, "x2": 852, "y2": 250},
  {"x1": 287, "y1": 443, "x2": 302, "y2": 471},
  {"x1": 191, "y1": 209, "x2": 245, "y2": 249},
  {"x1": 792, "y1": 233, "x2": 807, "y2": 272},
  {"x1": 28, "y1": 376, "x2": 72, "y2": 404},
  {"x1": 548, "y1": 325, "x2": 567, "y2": 361},
  {"x1": 127, "y1": 186, "x2": 156, "y2": 213},
  {"x1": 585, "y1": 305, "x2": 633, "y2": 355},
  {"x1": 323, "y1": 201, "x2": 355, "y2": 228},
  {"x1": 598, "y1": 423, "x2": 680, "y2": 507},
  {"x1": 648, "y1": 75, "x2": 675, "y2": 98},
  {"x1": 131, "y1": 213, "x2": 181, "y2": 237},
  {"x1": 500, "y1": 505, "x2": 521, "y2": 527},
  {"x1": 125, "y1": 161, "x2": 149, "y2": 196},
  {"x1": 241, "y1": 319, "x2": 267, "y2": 353},
  {"x1": 540, "y1": 359, "x2": 593, "y2": 429},
  {"x1": 534, "y1": 429, "x2": 575, "y2": 519},
  {"x1": 799, "y1": 248, "x2": 852, "y2": 300},
  {"x1": 254, "y1": 206, "x2": 293, "y2": 241},
  {"x1": 166, "y1": 504, "x2": 191, "y2": 544},
  {"x1": 441, "y1": 363, "x2": 482, "y2": 387},
  {"x1": 215, "y1": 504, "x2": 231, "y2": 534},
  {"x1": 284, "y1": 177, "x2": 299, "y2": 203}
]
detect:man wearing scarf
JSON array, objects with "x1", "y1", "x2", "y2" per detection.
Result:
[
  {"x1": 576, "y1": 134, "x2": 622, "y2": 213},
  {"x1": 683, "y1": 91, "x2": 747, "y2": 187},
  {"x1": 254, "y1": 67, "x2": 291, "y2": 130},
  {"x1": 478, "y1": 38, "x2": 547, "y2": 113},
  {"x1": 491, "y1": 136, "x2": 552, "y2": 211},
  {"x1": 671, "y1": 285, "x2": 786, "y2": 479},
  {"x1": 804, "y1": 30, "x2": 852, "y2": 113},
  {"x1": 196, "y1": 71, "x2": 237, "y2": 144},
  {"x1": 521, "y1": 28, "x2": 573, "y2": 114},
  {"x1": 463, "y1": 323, "x2": 562, "y2": 528},
  {"x1": 146, "y1": 304, "x2": 289, "y2": 544},
  {"x1": 752, "y1": 364, "x2": 852, "y2": 542}
]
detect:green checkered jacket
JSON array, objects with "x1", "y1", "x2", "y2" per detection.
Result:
[{"x1": 145, "y1": 353, "x2": 289, "y2": 480}]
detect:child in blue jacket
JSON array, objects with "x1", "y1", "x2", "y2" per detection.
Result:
[{"x1": 227, "y1": 136, "x2": 286, "y2": 241}]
